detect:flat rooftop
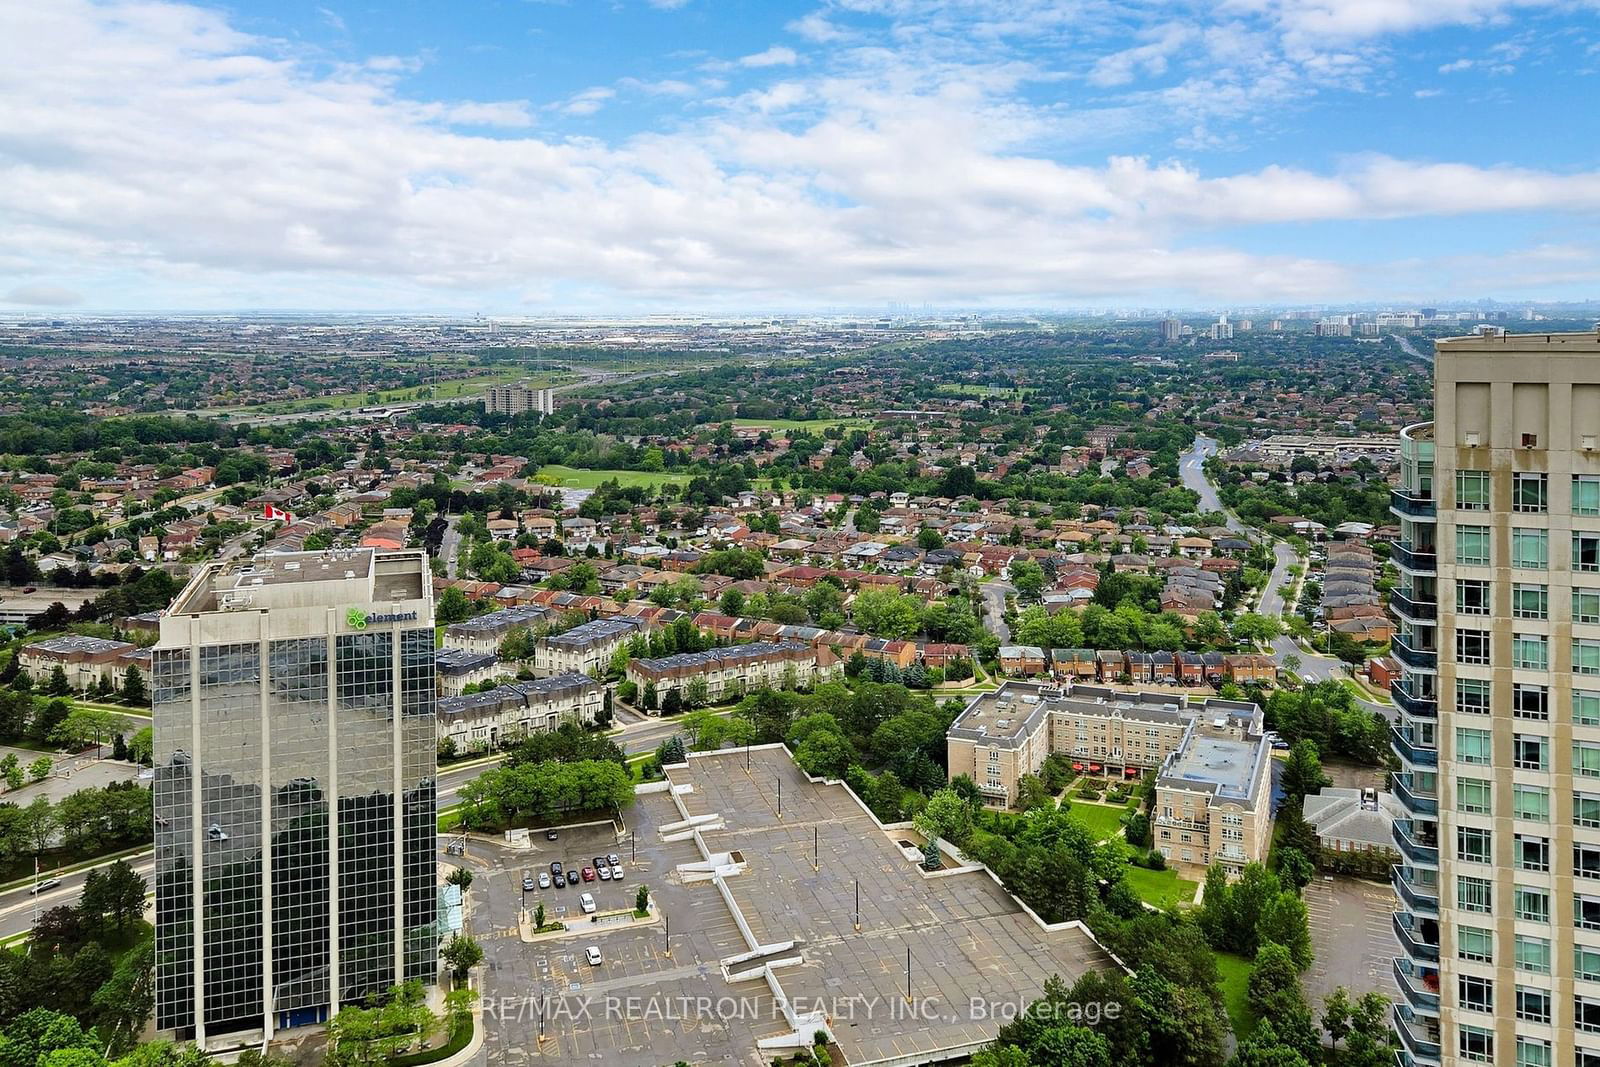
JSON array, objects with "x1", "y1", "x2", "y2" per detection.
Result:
[
  {"x1": 167, "y1": 548, "x2": 429, "y2": 614},
  {"x1": 1437, "y1": 327, "x2": 1600, "y2": 353},
  {"x1": 949, "y1": 679, "x2": 1259, "y2": 748},
  {"x1": 663, "y1": 747, "x2": 1119, "y2": 1065},
  {"x1": 1160, "y1": 726, "x2": 1270, "y2": 804}
]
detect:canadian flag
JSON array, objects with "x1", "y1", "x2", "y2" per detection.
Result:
[{"x1": 264, "y1": 504, "x2": 295, "y2": 524}]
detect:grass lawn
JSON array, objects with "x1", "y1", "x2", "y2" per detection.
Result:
[
  {"x1": 533, "y1": 465, "x2": 691, "y2": 490},
  {"x1": 1122, "y1": 864, "x2": 1198, "y2": 910},
  {"x1": 1214, "y1": 951, "x2": 1255, "y2": 1039},
  {"x1": 1340, "y1": 677, "x2": 1392, "y2": 704},
  {"x1": 731, "y1": 416, "x2": 871, "y2": 432},
  {"x1": 1062, "y1": 801, "x2": 1127, "y2": 842}
]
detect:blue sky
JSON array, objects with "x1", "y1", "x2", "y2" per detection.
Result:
[{"x1": 1, "y1": 0, "x2": 1598, "y2": 311}]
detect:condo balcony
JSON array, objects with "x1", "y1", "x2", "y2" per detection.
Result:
[
  {"x1": 1390, "y1": 725, "x2": 1438, "y2": 768},
  {"x1": 1392, "y1": 1004, "x2": 1442, "y2": 1063},
  {"x1": 1391, "y1": 864, "x2": 1438, "y2": 916},
  {"x1": 1392, "y1": 911, "x2": 1441, "y2": 963},
  {"x1": 1392, "y1": 957, "x2": 1441, "y2": 1014},
  {"x1": 1392, "y1": 819, "x2": 1439, "y2": 867},
  {"x1": 1392, "y1": 774, "x2": 1438, "y2": 817},
  {"x1": 1389, "y1": 589, "x2": 1436, "y2": 623},
  {"x1": 1391, "y1": 636, "x2": 1437, "y2": 672},
  {"x1": 1390, "y1": 681, "x2": 1437, "y2": 718},
  {"x1": 1390, "y1": 488, "x2": 1437, "y2": 520},
  {"x1": 1390, "y1": 541, "x2": 1437, "y2": 575}
]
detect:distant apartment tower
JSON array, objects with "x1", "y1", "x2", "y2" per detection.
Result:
[
  {"x1": 484, "y1": 380, "x2": 554, "y2": 416},
  {"x1": 1160, "y1": 318, "x2": 1183, "y2": 342},
  {"x1": 153, "y1": 549, "x2": 437, "y2": 1045},
  {"x1": 1209, "y1": 314, "x2": 1233, "y2": 341},
  {"x1": 1389, "y1": 326, "x2": 1600, "y2": 1067}
]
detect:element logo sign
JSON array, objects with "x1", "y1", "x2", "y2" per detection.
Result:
[{"x1": 346, "y1": 608, "x2": 368, "y2": 630}]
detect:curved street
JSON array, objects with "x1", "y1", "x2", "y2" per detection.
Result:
[{"x1": 1183, "y1": 436, "x2": 1392, "y2": 719}]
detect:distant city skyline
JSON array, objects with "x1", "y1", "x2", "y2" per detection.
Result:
[{"x1": 3, "y1": 0, "x2": 1599, "y2": 311}]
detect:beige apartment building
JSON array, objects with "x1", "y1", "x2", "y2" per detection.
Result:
[
  {"x1": 1390, "y1": 326, "x2": 1600, "y2": 1067},
  {"x1": 19, "y1": 634, "x2": 138, "y2": 690},
  {"x1": 1152, "y1": 716, "x2": 1275, "y2": 876},
  {"x1": 946, "y1": 682, "x2": 1272, "y2": 872},
  {"x1": 625, "y1": 641, "x2": 842, "y2": 708},
  {"x1": 483, "y1": 381, "x2": 554, "y2": 416}
]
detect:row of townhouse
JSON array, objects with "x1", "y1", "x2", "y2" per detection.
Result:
[
  {"x1": 436, "y1": 672, "x2": 605, "y2": 752},
  {"x1": 624, "y1": 642, "x2": 843, "y2": 707},
  {"x1": 18, "y1": 635, "x2": 149, "y2": 691},
  {"x1": 998, "y1": 646, "x2": 1278, "y2": 687}
]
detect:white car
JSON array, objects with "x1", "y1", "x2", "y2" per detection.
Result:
[
  {"x1": 610, "y1": 864, "x2": 624, "y2": 881},
  {"x1": 579, "y1": 892, "x2": 597, "y2": 914},
  {"x1": 538, "y1": 871, "x2": 551, "y2": 889},
  {"x1": 597, "y1": 866, "x2": 611, "y2": 881},
  {"x1": 585, "y1": 946, "x2": 602, "y2": 966}
]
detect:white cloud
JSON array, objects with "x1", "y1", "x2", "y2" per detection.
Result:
[
  {"x1": 1414, "y1": 87, "x2": 1443, "y2": 96},
  {"x1": 1087, "y1": 24, "x2": 1193, "y2": 87},
  {"x1": 787, "y1": 13, "x2": 849, "y2": 43},
  {"x1": 0, "y1": 0, "x2": 1596, "y2": 310},
  {"x1": 737, "y1": 46, "x2": 799, "y2": 68},
  {"x1": 559, "y1": 86, "x2": 615, "y2": 115},
  {"x1": 2, "y1": 284, "x2": 83, "y2": 306},
  {"x1": 1439, "y1": 57, "x2": 1475, "y2": 72}
]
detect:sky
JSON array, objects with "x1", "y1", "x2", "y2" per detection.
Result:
[{"x1": 1, "y1": 0, "x2": 1599, "y2": 313}]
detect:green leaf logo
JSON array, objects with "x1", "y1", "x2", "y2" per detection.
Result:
[{"x1": 346, "y1": 608, "x2": 368, "y2": 630}]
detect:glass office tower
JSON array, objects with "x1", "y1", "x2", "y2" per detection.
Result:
[
  {"x1": 1391, "y1": 326, "x2": 1600, "y2": 1067},
  {"x1": 153, "y1": 549, "x2": 437, "y2": 1044}
]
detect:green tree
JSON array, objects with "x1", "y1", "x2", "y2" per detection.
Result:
[
  {"x1": 120, "y1": 665, "x2": 147, "y2": 706},
  {"x1": 45, "y1": 667, "x2": 72, "y2": 697},
  {"x1": 440, "y1": 934, "x2": 483, "y2": 978},
  {"x1": 914, "y1": 789, "x2": 976, "y2": 847},
  {"x1": 436, "y1": 587, "x2": 472, "y2": 624}
]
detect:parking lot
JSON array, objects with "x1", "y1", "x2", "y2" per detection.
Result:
[
  {"x1": 512, "y1": 820, "x2": 639, "y2": 923},
  {"x1": 1304, "y1": 873, "x2": 1396, "y2": 1009},
  {"x1": 466, "y1": 747, "x2": 1119, "y2": 1066}
]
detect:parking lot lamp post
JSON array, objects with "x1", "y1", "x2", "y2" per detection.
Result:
[
  {"x1": 905, "y1": 945, "x2": 912, "y2": 1005},
  {"x1": 853, "y1": 880, "x2": 859, "y2": 932},
  {"x1": 537, "y1": 994, "x2": 545, "y2": 1043},
  {"x1": 664, "y1": 911, "x2": 671, "y2": 958},
  {"x1": 776, "y1": 775, "x2": 782, "y2": 819}
]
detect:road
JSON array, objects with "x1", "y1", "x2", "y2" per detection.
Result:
[
  {"x1": 439, "y1": 514, "x2": 463, "y2": 579},
  {"x1": 1393, "y1": 333, "x2": 1431, "y2": 364},
  {"x1": 1180, "y1": 436, "x2": 1246, "y2": 532},
  {"x1": 980, "y1": 580, "x2": 1013, "y2": 643},
  {"x1": 1184, "y1": 436, "x2": 1394, "y2": 720},
  {"x1": 0, "y1": 711, "x2": 692, "y2": 939}
]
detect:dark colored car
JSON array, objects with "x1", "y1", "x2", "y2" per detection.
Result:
[
  {"x1": 550, "y1": 861, "x2": 563, "y2": 878},
  {"x1": 545, "y1": 829, "x2": 559, "y2": 841},
  {"x1": 566, "y1": 869, "x2": 580, "y2": 886},
  {"x1": 593, "y1": 856, "x2": 607, "y2": 873}
]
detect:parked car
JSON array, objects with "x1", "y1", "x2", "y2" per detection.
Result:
[
  {"x1": 538, "y1": 871, "x2": 551, "y2": 889},
  {"x1": 545, "y1": 829, "x2": 559, "y2": 841},
  {"x1": 581, "y1": 866, "x2": 596, "y2": 882},
  {"x1": 567, "y1": 870, "x2": 580, "y2": 886},
  {"x1": 522, "y1": 874, "x2": 536, "y2": 892},
  {"x1": 585, "y1": 946, "x2": 602, "y2": 966},
  {"x1": 610, "y1": 864, "x2": 624, "y2": 881},
  {"x1": 550, "y1": 861, "x2": 563, "y2": 878},
  {"x1": 607, "y1": 852, "x2": 620, "y2": 867},
  {"x1": 598, "y1": 866, "x2": 611, "y2": 881},
  {"x1": 579, "y1": 892, "x2": 597, "y2": 914},
  {"x1": 593, "y1": 856, "x2": 607, "y2": 873}
]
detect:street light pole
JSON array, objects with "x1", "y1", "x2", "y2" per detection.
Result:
[
  {"x1": 853, "y1": 879, "x2": 860, "y2": 932},
  {"x1": 776, "y1": 775, "x2": 782, "y2": 819}
]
